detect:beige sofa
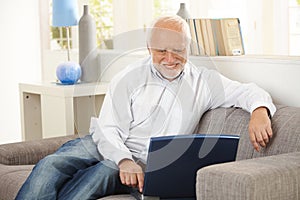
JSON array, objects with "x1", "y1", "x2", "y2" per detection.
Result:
[{"x1": 0, "y1": 105, "x2": 299, "y2": 200}]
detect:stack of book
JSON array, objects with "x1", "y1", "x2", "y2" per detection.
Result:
[{"x1": 186, "y1": 18, "x2": 244, "y2": 56}]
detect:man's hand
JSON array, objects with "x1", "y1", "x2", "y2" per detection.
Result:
[
  {"x1": 118, "y1": 159, "x2": 144, "y2": 192},
  {"x1": 248, "y1": 107, "x2": 273, "y2": 152}
]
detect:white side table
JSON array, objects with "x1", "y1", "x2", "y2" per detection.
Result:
[{"x1": 19, "y1": 82, "x2": 108, "y2": 141}]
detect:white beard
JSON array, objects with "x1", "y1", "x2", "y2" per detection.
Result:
[{"x1": 154, "y1": 62, "x2": 184, "y2": 80}]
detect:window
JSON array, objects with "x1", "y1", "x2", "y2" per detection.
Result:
[
  {"x1": 89, "y1": 0, "x2": 113, "y2": 47},
  {"x1": 153, "y1": 0, "x2": 190, "y2": 18},
  {"x1": 51, "y1": 27, "x2": 74, "y2": 50},
  {"x1": 289, "y1": 0, "x2": 300, "y2": 55}
]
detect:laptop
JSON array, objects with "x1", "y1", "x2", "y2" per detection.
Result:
[{"x1": 131, "y1": 134, "x2": 239, "y2": 200}]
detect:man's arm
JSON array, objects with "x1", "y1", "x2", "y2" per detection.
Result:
[
  {"x1": 248, "y1": 106, "x2": 273, "y2": 151},
  {"x1": 204, "y1": 70, "x2": 276, "y2": 151},
  {"x1": 91, "y1": 71, "x2": 145, "y2": 191}
]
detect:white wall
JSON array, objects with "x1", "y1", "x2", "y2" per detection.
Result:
[
  {"x1": 189, "y1": 56, "x2": 300, "y2": 107},
  {"x1": 0, "y1": 0, "x2": 41, "y2": 144}
]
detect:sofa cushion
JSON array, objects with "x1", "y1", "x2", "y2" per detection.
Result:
[
  {"x1": 0, "y1": 164, "x2": 33, "y2": 200},
  {"x1": 0, "y1": 135, "x2": 77, "y2": 165},
  {"x1": 197, "y1": 107, "x2": 248, "y2": 135}
]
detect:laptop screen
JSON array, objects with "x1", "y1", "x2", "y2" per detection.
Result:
[{"x1": 143, "y1": 134, "x2": 239, "y2": 199}]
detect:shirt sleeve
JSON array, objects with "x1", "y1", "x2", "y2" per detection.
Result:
[
  {"x1": 205, "y1": 69, "x2": 276, "y2": 116},
  {"x1": 91, "y1": 75, "x2": 134, "y2": 165}
]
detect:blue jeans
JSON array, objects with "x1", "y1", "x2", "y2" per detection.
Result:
[{"x1": 15, "y1": 135, "x2": 132, "y2": 200}]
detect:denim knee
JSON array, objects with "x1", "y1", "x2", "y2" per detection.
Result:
[
  {"x1": 57, "y1": 159, "x2": 122, "y2": 199},
  {"x1": 96, "y1": 160, "x2": 119, "y2": 181},
  {"x1": 38, "y1": 154, "x2": 77, "y2": 174}
]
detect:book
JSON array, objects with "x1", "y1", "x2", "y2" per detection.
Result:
[
  {"x1": 206, "y1": 19, "x2": 217, "y2": 56},
  {"x1": 200, "y1": 19, "x2": 211, "y2": 56},
  {"x1": 194, "y1": 19, "x2": 205, "y2": 56},
  {"x1": 213, "y1": 18, "x2": 244, "y2": 56},
  {"x1": 187, "y1": 19, "x2": 200, "y2": 55},
  {"x1": 211, "y1": 19, "x2": 226, "y2": 56}
]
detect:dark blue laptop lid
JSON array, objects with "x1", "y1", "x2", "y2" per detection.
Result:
[{"x1": 143, "y1": 134, "x2": 239, "y2": 199}]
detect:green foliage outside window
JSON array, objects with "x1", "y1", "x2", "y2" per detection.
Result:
[
  {"x1": 153, "y1": 0, "x2": 165, "y2": 18},
  {"x1": 153, "y1": 0, "x2": 179, "y2": 18},
  {"x1": 51, "y1": 27, "x2": 73, "y2": 49},
  {"x1": 89, "y1": 0, "x2": 113, "y2": 47}
]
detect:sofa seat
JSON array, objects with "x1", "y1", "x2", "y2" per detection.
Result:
[{"x1": 0, "y1": 164, "x2": 33, "y2": 200}]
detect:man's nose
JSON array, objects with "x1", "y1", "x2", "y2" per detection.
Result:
[{"x1": 165, "y1": 51, "x2": 176, "y2": 63}]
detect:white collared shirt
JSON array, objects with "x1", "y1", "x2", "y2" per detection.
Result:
[{"x1": 91, "y1": 56, "x2": 276, "y2": 164}]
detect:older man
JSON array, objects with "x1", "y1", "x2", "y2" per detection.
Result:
[{"x1": 16, "y1": 15, "x2": 275, "y2": 199}]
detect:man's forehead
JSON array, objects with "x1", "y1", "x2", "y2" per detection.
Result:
[
  {"x1": 151, "y1": 27, "x2": 185, "y2": 38},
  {"x1": 149, "y1": 28, "x2": 187, "y2": 49}
]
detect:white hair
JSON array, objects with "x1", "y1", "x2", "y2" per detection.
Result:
[{"x1": 146, "y1": 15, "x2": 191, "y2": 48}]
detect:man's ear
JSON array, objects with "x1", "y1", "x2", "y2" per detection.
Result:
[{"x1": 147, "y1": 44, "x2": 151, "y2": 55}]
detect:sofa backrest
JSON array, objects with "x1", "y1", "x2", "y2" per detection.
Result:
[{"x1": 197, "y1": 105, "x2": 300, "y2": 160}]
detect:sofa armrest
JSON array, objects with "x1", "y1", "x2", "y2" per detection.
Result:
[
  {"x1": 196, "y1": 151, "x2": 300, "y2": 200},
  {"x1": 0, "y1": 135, "x2": 77, "y2": 165}
]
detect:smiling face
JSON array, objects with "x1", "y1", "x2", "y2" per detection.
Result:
[{"x1": 147, "y1": 16, "x2": 190, "y2": 81}]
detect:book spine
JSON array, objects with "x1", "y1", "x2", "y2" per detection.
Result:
[{"x1": 237, "y1": 18, "x2": 245, "y2": 55}]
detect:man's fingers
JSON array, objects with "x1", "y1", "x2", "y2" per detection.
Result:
[
  {"x1": 262, "y1": 130, "x2": 270, "y2": 144},
  {"x1": 130, "y1": 174, "x2": 137, "y2": 187},
  {"x1": 122, "y1": 173, "x2": 136, "y2": 186},
  {"x1": 125, "y1": 173, "x2": 132, "y2": 185},
  {"x1": 119, "y1": 172, "x2": 126, "y2": 185},
  {"x1": 249, "y1": 130, "x2": 260, "y2": 151},
  {"x1": 267, "y1": 126, "x2": 273, "y2": 138},
  {"x1": 257, "y1": 130, "x2": 267, "y2": 147},
  {"x1": 254, "y1": 131, "x2": 266, "y2": 148},
  {"x1": 119, "y1": 171, "x2": 142, "y2": 188},
  {"x1": 118, "y1": 159, "x2": 144, "y2": 189},
  {"x1": 119, "y1": 173, "x2": 144, "y2": 192},
  {"x1": 137, "y1": 173, "x2": 144, "y2": 192},
  {"x1": 249, "y1": 128, "x2": 274, "y2": 152}
]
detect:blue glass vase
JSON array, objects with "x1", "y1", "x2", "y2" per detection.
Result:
[{"x1": 56, "y1": 61, "x2": 82, "y2": 85}]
